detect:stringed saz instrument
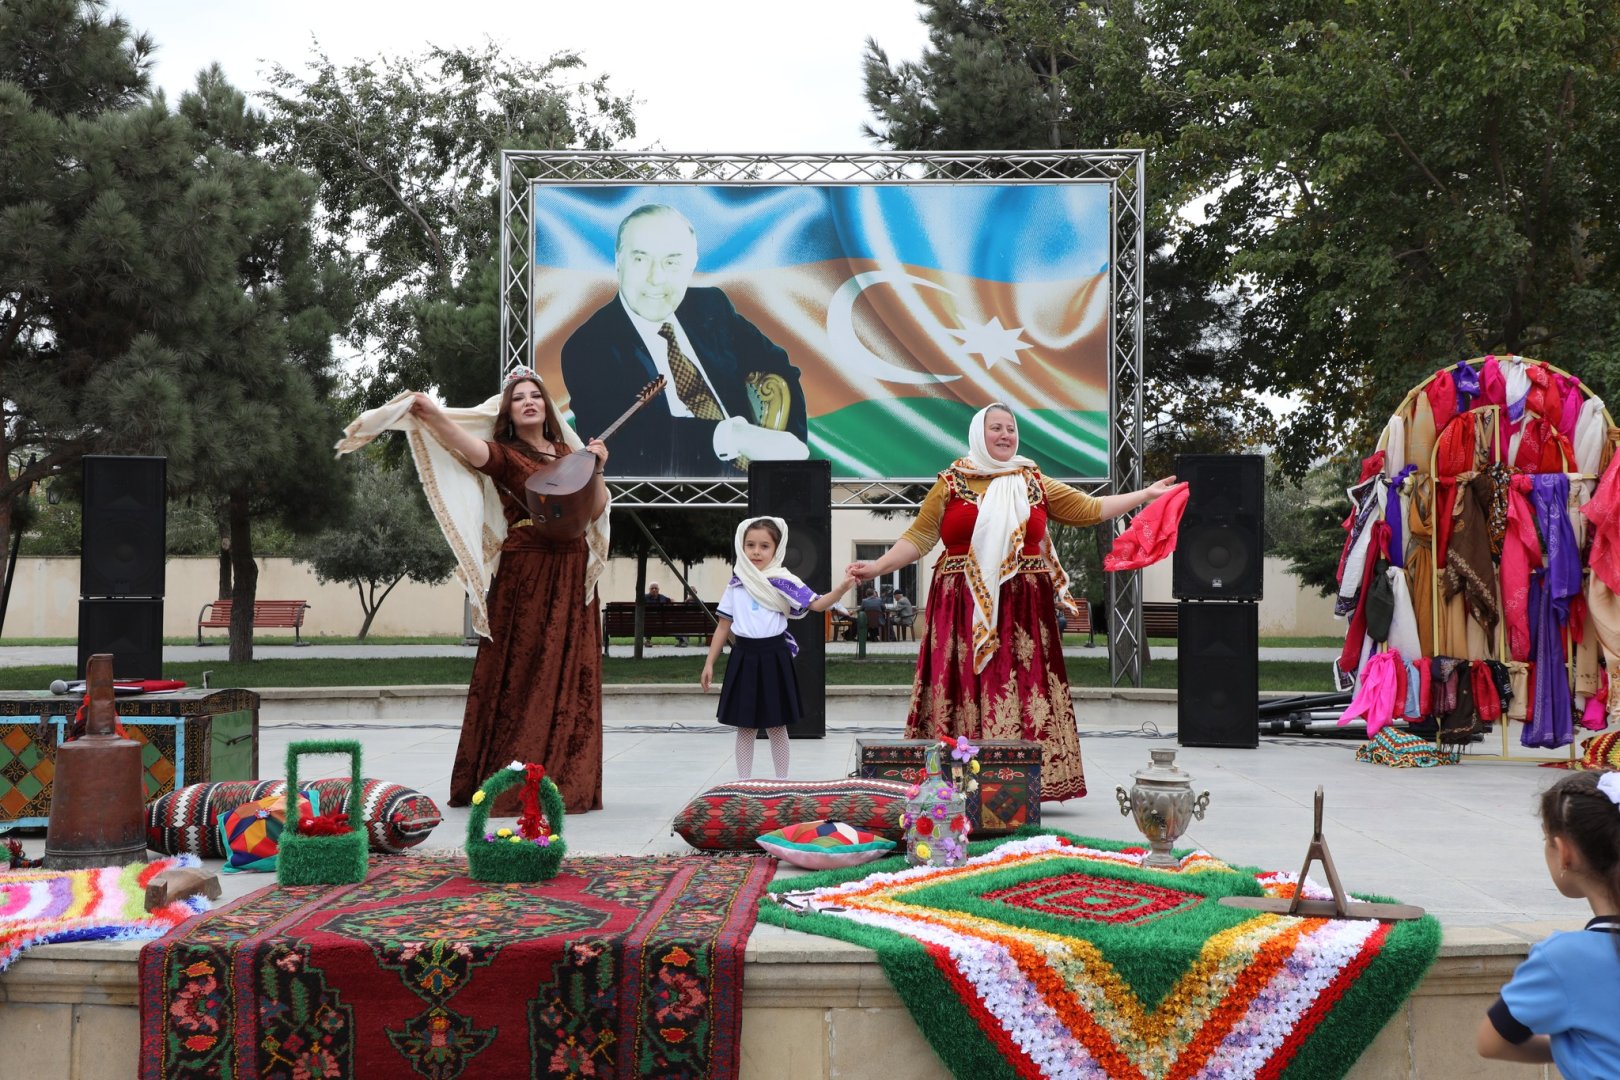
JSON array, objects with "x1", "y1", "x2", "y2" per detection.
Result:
[{"x1": 522, "y1": 376, "x2": 666, "y2": 540}]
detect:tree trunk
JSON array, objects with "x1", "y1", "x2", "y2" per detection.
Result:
[
  {"x1": 226, "y1": 494, "x2": 257, "y2": 663},
  {"x1": 217, "y1": 519, "x2": 232, "y2": 600},
  {"x1": 633, "y1": 552, "x2": 648, "y2": 660},
  {"x1": 0, "y1": 500, "x2": 14, "y2": 638}
]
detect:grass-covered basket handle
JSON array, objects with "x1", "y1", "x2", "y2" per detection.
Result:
[
  {"x1": 277, "y1": 739, "x2": 369, "y2": 886},
  {"x1": 465, "y1": 762, "x2": 567, "y2": 883}
]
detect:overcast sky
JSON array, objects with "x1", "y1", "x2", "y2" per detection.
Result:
[{"x1": 112, "y1": 0, "x2": 933, "y2": 152}]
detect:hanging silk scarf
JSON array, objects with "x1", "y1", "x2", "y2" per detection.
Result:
[
  {"x1": 1336, "y1": 472, "x2": 1385, "y2": 617},
  {"x1": 1501, "y1": 481, "x2": 1543, "y2": 660},
  {"x1": 1580, "y1": 448, "x2": 1620, "y2": 594},
  {"x1": 1425, "y1": 369, "x2": 1458, "y2": 433},
  {"x1": 1337, "y1": 521, "x2": 1390, "y2": 677},
  {"x1": 1444, "y1": 471, "x2": 1498, "y2": 640},
  {"x1": 1514, "y1": 416, "x2": 1575, "y2": 474},
  {"x1": 1522, "y1": 474, "x2": 1580, "y2": 749},
  {"x1": 1452, "y1": 360, "x2": 1480, "y2": 415},
  {"x1": 1386, "y1": 464, "x2": 1416, "y2": 568},
  {"x1": 1433, "y1": 412, "x2": 1476, "y2": 567},
  {"x1": 1337, "y1": 649, "x2": 1402, "y2": 738}
]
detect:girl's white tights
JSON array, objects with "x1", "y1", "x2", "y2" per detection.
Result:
[{"x1": 735, "y1": 725, "x2": 791, "y2": 780}]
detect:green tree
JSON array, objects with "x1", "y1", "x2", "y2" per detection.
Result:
[
  {"x1": 869, "y1": 0, "x2": 1620, "y2": 477},
  {"x1": 261, "y1": 43, "x2": 636, "y2": 407},
  {"x1": 296, "y1": 453, "x2": 457, "y2": 640},
  {"x1": 1152, "y1": 0, "x2": 1620, "y2": 473},
  {"x1": 0, "y1": 0, "x2": 206, "y2": 589},
  {"x1": 863, "y1": 0, "x2": 1278, "y2": 460},
  {"x1": 162, "y1": 67, "x2": 358, "y2": 661}
]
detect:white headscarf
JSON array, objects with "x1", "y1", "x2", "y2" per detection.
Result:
[
  {"x1": 333, "y1": 388, "x2": 610, "y2": 638},
  {"x1": 951, "y1": 403, "x2": 1073, "y2": 672},
  {"x1": 731, "y1": 516, "x2": 808, "y2": 613}
]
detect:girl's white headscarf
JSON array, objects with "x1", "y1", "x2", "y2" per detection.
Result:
[
  {"x1": 951, "y1": 403, "x2": 1075, "y2": 672},
  {"x1": 732, "y1": 516, "x2": 808, "y2": 612},
  {"x1": 333, "y1": 387, "x2": 610, "y2": 638}
]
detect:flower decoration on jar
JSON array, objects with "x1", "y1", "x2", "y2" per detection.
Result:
[{"x1": 904, "y1": 741, "x2": 971, "y2": 868}]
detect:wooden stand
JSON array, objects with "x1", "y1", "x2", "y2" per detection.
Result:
[{"x1": 1220, "y1": 788, "x2": 1426, "y2": 921}]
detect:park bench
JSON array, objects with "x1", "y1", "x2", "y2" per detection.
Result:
[
  {"x1": 196, "y1": 600, "x2": 311, "y2": 645},
  {"x1": 1059, "y1": 600, "x2": 1096, "y2": 646},
  {"x1": 601, "y1": 601, "x2": 720, "y2": 653},
  {"x1": 1142, "y1": 601, "x2": 1179, "y2": 639}
]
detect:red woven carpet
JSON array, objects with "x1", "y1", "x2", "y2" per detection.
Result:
[{"x1": 138, "y1": 854, "x2": 772, "y2": 1079}]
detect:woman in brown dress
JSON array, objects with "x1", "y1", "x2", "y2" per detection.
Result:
[
  {"x1": 409, "y1": 371, "x2": 609, "y2": 814},
  {"x1": 846, "y1": 404, "x2": 1174, "y2": 802}
]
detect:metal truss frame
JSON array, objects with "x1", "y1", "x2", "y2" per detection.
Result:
[{"x1": 499, "y1": 150, "x2": 1146, "y2": 684}]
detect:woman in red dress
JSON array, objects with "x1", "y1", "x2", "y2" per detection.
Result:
[
  {"x1": 847, "y1": 404, "x2": 1174, "y2": 801},
  {"x1": 408, "y1": 371, "x2": 610, "y2": 815}
]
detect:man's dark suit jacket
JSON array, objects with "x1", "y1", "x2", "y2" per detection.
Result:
[{"x1": 560, "y1": 287, "x2": 807, "y2": 477}]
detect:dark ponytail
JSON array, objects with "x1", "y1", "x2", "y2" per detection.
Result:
[{"x1": 1541, "y1": 771, "x2": 1620, "y2": 947}]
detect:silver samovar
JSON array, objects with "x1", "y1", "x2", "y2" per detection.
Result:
[{"x1": 1114, "y1": 748, "x2": 1211, "y2": 870}]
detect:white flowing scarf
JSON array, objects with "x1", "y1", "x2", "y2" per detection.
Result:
[
  {"x1": 731, "y1": 516, "x2": 808, "y2": 613},
  {"x1": 952, "y1": 405, "x2": 1075, "y2": 672},
  {"x1": 333, "y1": 390, "x2": 610, "y2": 638}
]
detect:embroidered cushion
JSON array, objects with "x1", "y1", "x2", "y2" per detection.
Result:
[
  {"x1": 217, "y1": 792, "x2": 317, "y2": 873},
  {"x1": 148, "y1": 778, "x2": 441, "y2": 857},
  {"x1": 1577, "y1": 731, "x2": 1620, "y2": 770},
  {"x1": 672, "y1": 778, "x2": 910, "y2": 852},
  {"x1": 756, "y1": 819, "x2": 895, "y2": 870}
]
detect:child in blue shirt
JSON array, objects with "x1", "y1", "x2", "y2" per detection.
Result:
[{"x1": 1478, "y1": 770, "x2": 1620, "y2": 1079}]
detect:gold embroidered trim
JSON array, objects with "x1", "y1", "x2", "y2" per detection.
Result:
[{"x1": 937, "y1": 554, "x2": 1049, "y2": 575}]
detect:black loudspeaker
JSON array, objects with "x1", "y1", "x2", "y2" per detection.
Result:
[
  {"x1": 1172, "y1": 453, "x2": 1264, "y2": 601},
  {"x1": 81, "y1": 455, "x2": 166, "y2": 598},
  {"x1": 1176, "y1": 601, "x2": 1259, "y2": 748},
  {"x1": 77, "y1": 599, "x2": 163, "y2": 680},
  {"x1": 748, "y1": 460, "x2": 831, "y2": 740}
]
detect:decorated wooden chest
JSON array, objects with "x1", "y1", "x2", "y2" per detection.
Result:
[
  {"x1": 0, "y1": 688, "x2": 259, "y2": 828},
  {"x1": 855, "y1": 738, "x2": 1041, "y2": 836}
]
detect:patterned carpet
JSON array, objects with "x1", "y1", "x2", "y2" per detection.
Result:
[
  {"x1": 758, "y1": 832, "x2": 1442, "y2": 1080},
  {"x1": 139, "y1": 854, "x2": 772, "y2": 1080}
]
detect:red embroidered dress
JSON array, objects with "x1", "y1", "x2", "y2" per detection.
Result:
[{"x1": 900, "y1": 467, "x2": 1102, "y2": 801}]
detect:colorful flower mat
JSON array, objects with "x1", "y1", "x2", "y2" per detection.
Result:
[
  {"x1": 758, "y1": 831, "x2": 1442, "y2": 1080},
  {"x1": 139, "y1": 853, "x2": 772, "y2": 1080},
  {"x1": 0, "y1": 855, "x2": 210, "y2": 972}
]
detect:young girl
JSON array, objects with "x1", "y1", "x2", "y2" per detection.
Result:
[
  {"x1": 700, "y1": 517, "x2": 856, "y2": 780},
  {"x1": 1478, "y1": 770, "x2": 1620, "y2": 1078}
]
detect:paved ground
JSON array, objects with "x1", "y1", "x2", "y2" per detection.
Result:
[
  {"x1": 234, "y1": 694, "x2": 1581, "y2": 937},
  {"x1": 0, "y1": 641, "x2": 1346, "y2": 666},
  {"x1": 3, "y1": 640, "x2": 1573, "y2": 939}
]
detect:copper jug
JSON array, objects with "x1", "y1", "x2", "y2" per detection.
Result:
[{"x1": 43, "y1": 654, "x2": 148, "y2": 869}]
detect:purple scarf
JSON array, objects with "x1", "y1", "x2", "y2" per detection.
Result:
[
  {"x1": 1386, "y1": 466, "x2": 1416, "y2": 568},
  {"x1": 1522, "y1": 475, "x2": 1580, "y2": 748}
]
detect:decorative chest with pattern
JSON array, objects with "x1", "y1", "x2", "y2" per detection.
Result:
[
  {"x1": 0, "y1": 688, "x2": 258, "y2": 828},
  {"x1": 856, "y1": 738, "x2": 1041, "y2": 836}
]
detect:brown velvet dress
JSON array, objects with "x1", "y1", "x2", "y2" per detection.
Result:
[{"x1": 448, "y1": 440, "x2": 603, "y2": 815}]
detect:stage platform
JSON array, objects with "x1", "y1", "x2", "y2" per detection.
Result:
[{"x1": 0, "y1": 692, "x2": 1579, "y2": 1079}]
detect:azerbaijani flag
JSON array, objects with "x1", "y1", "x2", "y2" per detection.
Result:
[{"x1": 531, "y1": 183, "x2": 1110, "y2": 479}]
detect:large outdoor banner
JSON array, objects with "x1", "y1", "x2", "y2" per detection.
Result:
[{"x1": 531, "y1": 183, "x2": 1111, "y2": 481}]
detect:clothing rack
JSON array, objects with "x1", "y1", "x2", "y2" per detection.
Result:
[{"x1": 1361, "y1": 355, "x2": 1616, "y2": 763}]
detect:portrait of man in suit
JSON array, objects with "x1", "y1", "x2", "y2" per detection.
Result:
[{"x1": 560, "y1": 204, "x2": 809, "y2": 477}]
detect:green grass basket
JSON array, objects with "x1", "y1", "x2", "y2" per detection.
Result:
[
  {"x1": 277, "y1": 739, "x2": 369, "y2": 887},
  {"x1": 465, "y1": 764, "x2": 567, "y2": 883}
]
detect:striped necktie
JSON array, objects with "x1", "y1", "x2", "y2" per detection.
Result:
[{"x1": 657, "y1": 323, "x2": 725, "y2": 421}]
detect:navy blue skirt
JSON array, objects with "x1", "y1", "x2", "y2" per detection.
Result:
[{"x1": 716, "y1": 632, "x2": 803, "y2": 729}]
